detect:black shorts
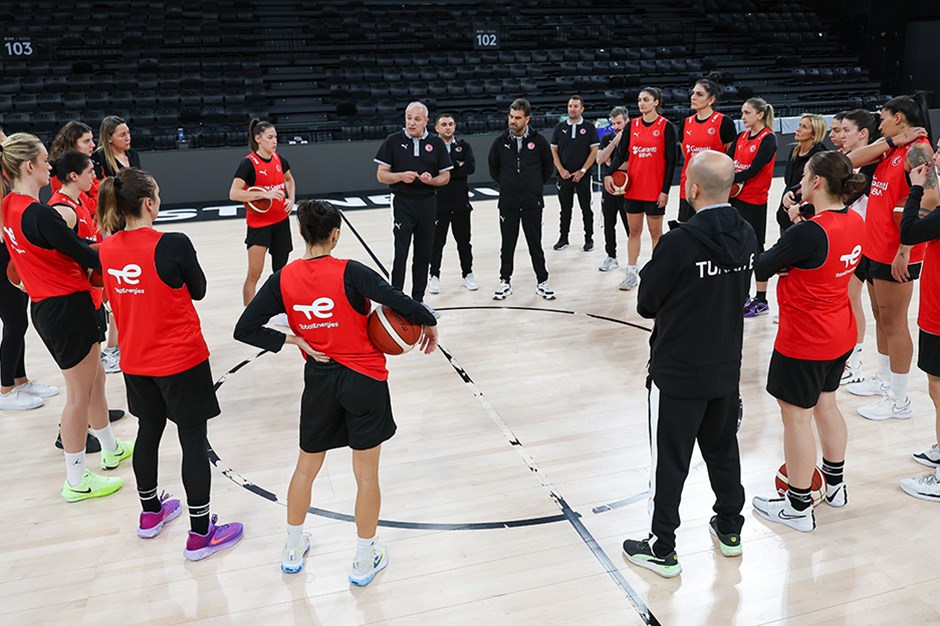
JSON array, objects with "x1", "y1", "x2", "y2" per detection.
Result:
[
  {"x1": 245, "y1": 218, "x2": 293, "y2": 257},
  {"x1": 94, "y1": 304, "x2": 107, "y2": 344},
  {"x1": 300, "y1": 359, "x2": 396, "y2": 453},
  {"x1": 731, "y1": 198, "x2": 767, "y2": 250},
  {"x1": 766, "y1": 349, "x2": 852, "y2": 409},
  {"x1": 861, "y1": 255, "x2": 922, "y2": 284},
  {"x1": 677, "y1": 198, "x2": 694, "y2": 223},
  {"x1": 124, "y1": 359, "x2": 221, "y2": 425},
  {"x1": 918, "y1": 330, "x2": 940, "y2": 377},
  {"x1": 31, "y1": 291, "x2": 98, "y2": 370},
  {"x1": 624, "y1": 199, "x2": 664, "y2": 216}
]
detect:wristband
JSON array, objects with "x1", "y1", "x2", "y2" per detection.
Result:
[
  {"x1": 885, "y1": 136, "x2": 895, "y2": 149},
  {"x1": 580, "y1": 168, "x2": 587, "y2": 174}
]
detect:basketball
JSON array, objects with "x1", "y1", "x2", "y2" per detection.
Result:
[
  {"x1": 6, "y1": 260, "x2": 23, "y2": 291},
  {"x1": 368, "y1": 305, "x2": 422, "y2": 355},
  {"x1": 731, "y1": 182, "x2": 745, "y2": 198},
  {"x1": 245, "y1": 186, "x2": 272, "y2": 213},
  {"x1": 610, "y1": 170, "x2": 629, "y2": 195},
  {"x1": 89, "y1": 243, "x2": 103, "y2": 288},
  {"x1": 775, "y1": 463, "x2": 827, "y2": 506}
]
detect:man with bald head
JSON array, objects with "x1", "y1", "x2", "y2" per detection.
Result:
[
  {"x1": 622, "y1": 150, "x2": 758, "y2": 578},
  {"x1": 375, "y1": 102, "x2": 453, "y2": 315}
]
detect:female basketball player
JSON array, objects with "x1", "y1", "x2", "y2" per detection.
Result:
[
  {"x1": 730, "y1": 97, "x2": 778, "y2": 317},
  {"x1": 845, "y1": 93, "x2": 938, "y2": 420},
  {"x1": 234, "y1": 199, "x2": 437, "y2": 583},
  {"x1": 228, "y1": 119, "x2": 296, "y2": 316},
  {"x1": 828, "y1": 112, "x2": 846, "y2": 151},
  {"x1": 92, "y1": 116, "x2": 140, "y2": 178},
  {"x1": 777, "y1": 114, "x2": 827, "y2": 235},
  {"x1": 604, "y1": 87, "x2": 677, "y2": 291},
  {"x1": 97, "y1": 167, "x2": 244, "y2": 559},
  {"x1": 49, "y1": 121, "x2": 100, "y2": 214},
  {"x1": 677, "y1": 77, "x2": 737, "y2": 223},
  {"x1": 752, "y1": 151, "x2": 866, "y2": 532},
  {"x1": 0, "y1": 133, "x2": 132, "y2": 502}
]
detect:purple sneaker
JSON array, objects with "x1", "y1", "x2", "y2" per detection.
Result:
[
  {"x1": 137, "y1": 492, "x2": 182, "y2": 538},
  {"x1": 183, "y1": 514, "x2": 244, "y2": 561},
  {"x1": 743, "y1": 297, "x2": 769, "y2": 318}
]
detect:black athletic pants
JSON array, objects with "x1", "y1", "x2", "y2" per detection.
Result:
[
  {"x1": 429, "y1": 203, "x2": 473, "y2": 279},
  {"x1": 647, "y1": 380, "x2": 745, "y2": 557},
  {"x1": 557, "y1": 176, "x2": 593, "y2": 242},
  {"x1": 499, "y1": 206, "x2": 548, "y2": 284},
  {"x1": 390, "y1": 193, "x2": 436, "y2": 302},
  {"x1": 0, "y1": 246, "x2": 28, "y2": 388},
  {"x1": 601, "y1": 193, "x2": 629, "y2": 258}
]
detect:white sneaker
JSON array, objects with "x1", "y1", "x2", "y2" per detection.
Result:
[
  {"x1": 536, "y1": 281, "x2": 556, "y2": 300},
  {"x1": 618, "y1": 268, "x2": 639, "y2": 291},
  {"x1": 858, "y1": 390, "x2": 912, "y2": 421},
  {"x1": 913, "y1": 443, "x2": 940, "y2": 468},
  {"x1": 840, "y1": 361, "x2": 865, "y2": 386},
  {"x1": 100, "y1": 349, "x2": 121, "y2": 374},
  {"x1": 427, "y1": 275, "x2": 440, "y2": 294},
  {"x1": 598, "y1": 256, "x2": 619, "y2": 272},
  {"x1": 271, "y1": 313, "x2": 290, "y2": 327},
  {"x1": 0, "y1": 388, "x2": 44, "y2": 410},
  {"x1": 281, "y1": 533, "x2": 311, "y2": 574},
  {"x1": 422, "y1": 302, "x2": 441, "y2": 319},
  {"x1": 845, "y1": 375, "x2": 888, "y2": 397},
  {"x1": 773, "y1": 313, "x2": 779, "y2": 324},
  {"x1": 752, "y1": 495, "x2": 815, "y2": 532},
  {"x1": 494, "y1": 280, "x2": 512, "y2": 300},
  {"x1": 899, "y1": 470, "x2": 940, "y2": 502},
  {"x1": 349, "y1": 543, "x2": 388, "y2": 586},
  {"x1": 462, "y1": 273, "x2": 479, "y2": 291},
  {"x1": 14, "y1": 380, "x2": 59, "y2": 398},
  {"x1": 824, "y1": 483, "x2": 847, "y2": 507}
]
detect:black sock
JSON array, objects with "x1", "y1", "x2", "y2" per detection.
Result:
[
  {"x1": 755, "y1": 290, "x2": 767, "y2": 303},
  {"x1": 821, "y1": 458, "x2": 844, "y2": 486},
  {"x1": 189, "y1": 501, "x2": 210, "y2": 535},
  {"x1": 138, "y1": 487, "x2": 161, "y2": 513},
  {"x1": 787, "y1": 485, "x2": 813, "y2": 512}
]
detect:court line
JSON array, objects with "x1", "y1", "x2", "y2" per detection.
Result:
[{"x1": 592, "y1": 491, "x2": 651, "y2": 514}]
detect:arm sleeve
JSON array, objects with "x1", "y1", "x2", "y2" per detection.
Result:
[
  {"x1": 154, "y1": 233, "x2": 207, "y2": 299},
  {"x1": 23, "y1": 204, "x2": 99, "y2": 270},
  {"x1": 279, "y1": 155, "x2": 291, "y2": 174},
  {"x1": 540, "y1": 137, "x2": 555, "y2": 183},
  {"x1": 233, "y1": 158, "x2": 255, "y2": 186},
  {"x1": 232, "y1": 271, "x2": 288, "y2": 352},
  {"x1": 719, "y1": 116, "x2": 737, "y2": 144},
  {"x1": 459, "y1": 141, "x2": 476, "y2": 177},
  {"x1": 900, "y1": 186, "x2": 940, "y2": 245},
  {"x1": 550, "y1": 124, "x2": 562, "y2": 147},
  {"x1": 587, "y1": 124, "x2": 600, "y2": 147},
  {"x1": 374, "y1": 136, "x2": 394, "y2": 167},
  {"x1": 345, "y1": 261, "x2": 437, "y2": 326},
  {"x1": 488, "y1": 137, "x2": 501, "y2": 182},
  {"x1": 734, "y1": 134, "x2": 777, "y2": 184},
  {"x1": 636, "y1": 232, "x2": 685, "y2": 318},
  {"x1": 662, "y1": 121, "x2": 678, "y2": 194},
  {"x1": 754, "y1": 220, "x2": 827, "y2": 281}
]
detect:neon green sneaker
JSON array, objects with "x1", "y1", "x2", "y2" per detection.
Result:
[
  {"x1": 100, "y1": 439, "x2": 134, "y2": 470},
  {"x1": 622, "y1": 538, "x2": 682, "y2": 578},
  {"x1": 61, "y1": 469, "x2": 123, "y2": 502},
  {"x1": 709, "y1": 516, "x2": 743, "y2": 557}
]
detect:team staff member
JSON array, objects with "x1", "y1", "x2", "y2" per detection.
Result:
[
  {"x1": 596, "y1": 106, "x2": 630, "y2": 276},
  {"x1": 846, "y1": 93, "x2": 938, "y2": 420},
  {"x1": 49, "y1": 121, "x2": 101, "y2": 215},
  {"x1": 777, "y1": 114, "x2": 827, "y2": 235},
  {"x1": 551, "y1": 95, "x2": 599, "y2": 252},
  {"x1": 605, "y1": 87, "x2": 678, "y2": 291},
  {"x1": 488, "y1": 98, "x2": 556, "y2": 301},
  {"x1": 234, "y1": 200, "x2": 438, "y2": 581},
  {"x1": 0, "y1": 133, "x2": 132, "y2": 502},
  {"x1": 730, "y1": 97, "x2": 778, "y2": 317},
  {"x1": 428, "y1": 113, "x2": 477, "y2": 294},
  {"x1": 99, "y1": 167, "x2": 244, "y2": 560},
  {"x1": 375, "y1": 102, "x2": 452, "y2": 317},
  {"x1": 752, "y1": 152, "x2": 866, "y2": 532},
  {"x1": 229, "y1": 118, "x2": 296, "y2": 313},
  {"x1": 92, "y1": 115, "x2": 141, "y2": 178},
  {"x1": 677, "y1": 78, "x2": 737, "y2": 223},
  {"x1": 622, "y1": 151, "x2": 756, "y2": 578}
]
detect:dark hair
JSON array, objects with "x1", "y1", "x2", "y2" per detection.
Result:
[
  {"x1": 50, "y1": 121, "x2": 93, "y2": 162},
  {"x1": 568, "y1": 95, "x2": 584, "y2": 107},
  {"x1": 97, "y1": 168, "x2": 158, "y2": 234},
  {"x1": 841, "y1": 109, "x2": 879, "y2": 143},
  {"x1": 297, "y1": 199, "x2": 341, "y2": 245},
  {"x1": 609, "y1": 106, "x2": 628, "y2": 119},
  {"x1": 832, "y1": 111, "x2": 848, "y2": 122},
  {"x1": 883, "y1": 92, "x2": 933, "y2": 144},
  {"x1": 806, "y1": 151, "x2": 868, "y2": 203},
  {"x1": 435, "y1": 112, "x2": 455, "y2": 125},
  {"x1": 639, "y1": 87, "x2": 664, "y2": 115},
  {"x1": 694, "y1": 76, "x2": 723, "y2": 103},
  {"x1": 510, "y1": 98, "x2": 531, "y2": 116},
  {"x1": 52, "y1": 151, "x2": 92, "y2": 183},
  {"x1": 249, "y1": 118, "x2": 276, "y2": 152}
]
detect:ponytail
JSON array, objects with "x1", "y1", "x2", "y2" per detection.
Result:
[
  {"x1": 806, "y1": 151, "x2": 867, "y2": 204},
  {"x1": 884, "y1": 92, "x2": 934, "y2": 144},
  {"x1": 746, "y1": 97, "x2": 774, "y2": 131},
  {"x1": 97, "y1": 167, "x2": 157, "y2": 234}
]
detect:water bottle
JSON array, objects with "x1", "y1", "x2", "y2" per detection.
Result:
[{"x1": 177, "y1": 128, "x2": 186, "y2": 144}]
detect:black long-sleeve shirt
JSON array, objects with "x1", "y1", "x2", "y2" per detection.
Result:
[
  {"x1": 609, "y1": 117, "x2": 678, "y2": 194},
  {"x1": 21, "y1": 202, "x2": 99, "y2": 270},
  {"x1": 153, "y1": 233, "x2": 206, "y2": 298},
  {"x1": 900, "y1": 185, "x2": 940, "y2": 245}
]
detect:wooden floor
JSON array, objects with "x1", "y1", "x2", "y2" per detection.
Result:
[{"x1": 3, "y1": 180, "x2": 940, "y2": 625}]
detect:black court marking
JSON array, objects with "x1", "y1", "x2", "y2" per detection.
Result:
[{"x1": 434, "y1": 305, "x2": 653, "y2": 333}]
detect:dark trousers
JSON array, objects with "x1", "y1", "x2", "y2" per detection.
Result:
[
  {"x1": 499, "y1": 206, "x2": 548, "y2": 284},
  {"x1": 647, "y1": 380, "x2": 745, "y2": 557},
  {"x1": 557, "y1": 176, "x2": 594, "y2": 241},
  {"x1": 0, "y1": 246, "x2": 28, "y2": 387},
  {"x1": 429, "y1": 203, "x2": 473, "y2": 278},
  {"x1": 391, "y1": 194, "x2": 437, "y2": 302},
  {"x1": 601, "y1": 193, "x2": 629, "y2": 258}
]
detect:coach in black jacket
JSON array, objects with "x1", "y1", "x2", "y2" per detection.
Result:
[
  {"x1": 622, "y1": 150, "x2": 757, "y2": 578},
  {"x1": 488, "y1": 98, "x2": 556, "y2": 300}
]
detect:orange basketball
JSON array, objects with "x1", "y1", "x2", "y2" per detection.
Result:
[
  {"x1": 368, "y1": 305, "x2": 422, "y2": 355},
  {"x1": 6, "y1": 260, "x2": 23, "y2": 291},
  {"x1": 731, "y1": 182, "x2": 745, "y2": 198},
  {"x1": 775, "y1": 463, "x2": 827, "y2": 506},
  {"x1": 610, "y1": 170, "x2": 628, "y2": 195},
  {"x1": 245, "y1": 186, "x2": 273, "y2": 213},
  {"x1": 89, "y1": 243, "x2": 103, "y2": 288}
]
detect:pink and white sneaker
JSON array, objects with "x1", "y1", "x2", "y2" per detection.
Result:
[
  {"x1": 137, "y1": 492, "x2": 182, "y2": 538},
  {"x1": 183, "y1": 514, "x2": 244, "y2": 561}
]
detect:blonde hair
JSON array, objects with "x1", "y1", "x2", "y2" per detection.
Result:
[
  {"x1": 745, "y1": 97, "x2": 774, "y2": 131},
  {"x1": 792, "y1": 113, "x2": 828, "y2": 156},
  {"x1": 0, "y1": 132, "x2": 44, "y2": 183},
  {"x1": 97, "y1": 168, "x2": 157, "y2": 234},
  {"x1": 99, "y1": 115, "x2": 126, "y2": 176}
]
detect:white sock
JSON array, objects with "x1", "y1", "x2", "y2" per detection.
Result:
[
  {"x1": 64, "y1": 451, "x2": 85, "y2": 486},
  {"x1": 876, "y1": 353, "x2": 891, "y2": 382},
  {"x1": 287, "y1": 523, "x2": 304, "y2": 547},
  {"x1": 355, "y1": 535, "x2": 376, "y2": 562},
  {"x1": 627, "y1": 265, "x2": 637, "y2": 273},
  {"x1": 890, "y1": 372, "x2": 909, "y2": 402},
  {"x1": 91, "y1": 424, "x2": 117, "y2": 452}
]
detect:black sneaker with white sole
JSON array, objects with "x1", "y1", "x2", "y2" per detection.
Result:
[
  {"x1": 709, "y1": 516, "x2": 742, "y2": 557},
  {"x1": 622, "y1": 538, "x2": 681, "y2": 578},
  {"x1": 55, "y1": 430, "x2": 102, "y2": 453}
]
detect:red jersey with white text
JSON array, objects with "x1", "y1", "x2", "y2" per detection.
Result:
[
  {"x1": 680, "y1": 112, "x2": 727, "y2": 199},
  {"x1": 99, "y1": 228, "x2": 209, "y2": 376},
  {"x1": 49, "y1": 191, "x2": 103, "y2": 308},
  {"x1": 776, "y1": 210, "x2": 865, "y2": 360},
  {"x1": 1, "y1": 193, "x2": 91, "y2": 302},
  {"x1": 280, "y1": 256, "x2": 388, "y2": 380},
  {"x1": 865, "y1": 138, "x2": 928, "y2": 264},
  {"x1": 50, "y1": 175, "x2": 99, "y2": 216},
  {"x1": 243, "y1": 152, "x2": 290, "y2": 229},
  {"x1": 733, "y1": 128, "x2": 776, "y2": 205},
  {"x1": 625, "y1": 116, "x2": 667, "y2": 202}
]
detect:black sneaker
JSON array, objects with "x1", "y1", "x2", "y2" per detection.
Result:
[
  {"x1": 109, "y1": 409, "x2": 125, "y2": 422},
  {"x1": 622, "y1": 538, "x2": 681, "y2": 578},
  {"x1": 55, "y1": 430, "x2": 102, "y2": 453},
  {"x1": 553, "y1": 238, "x2": 569, "y2": 251},
  {"x1": 583, "y1": 239, "x2": 594, "y2": 252},
  {"x1": 709, "y1": 516, "x2": 743, "y2": 557}
]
